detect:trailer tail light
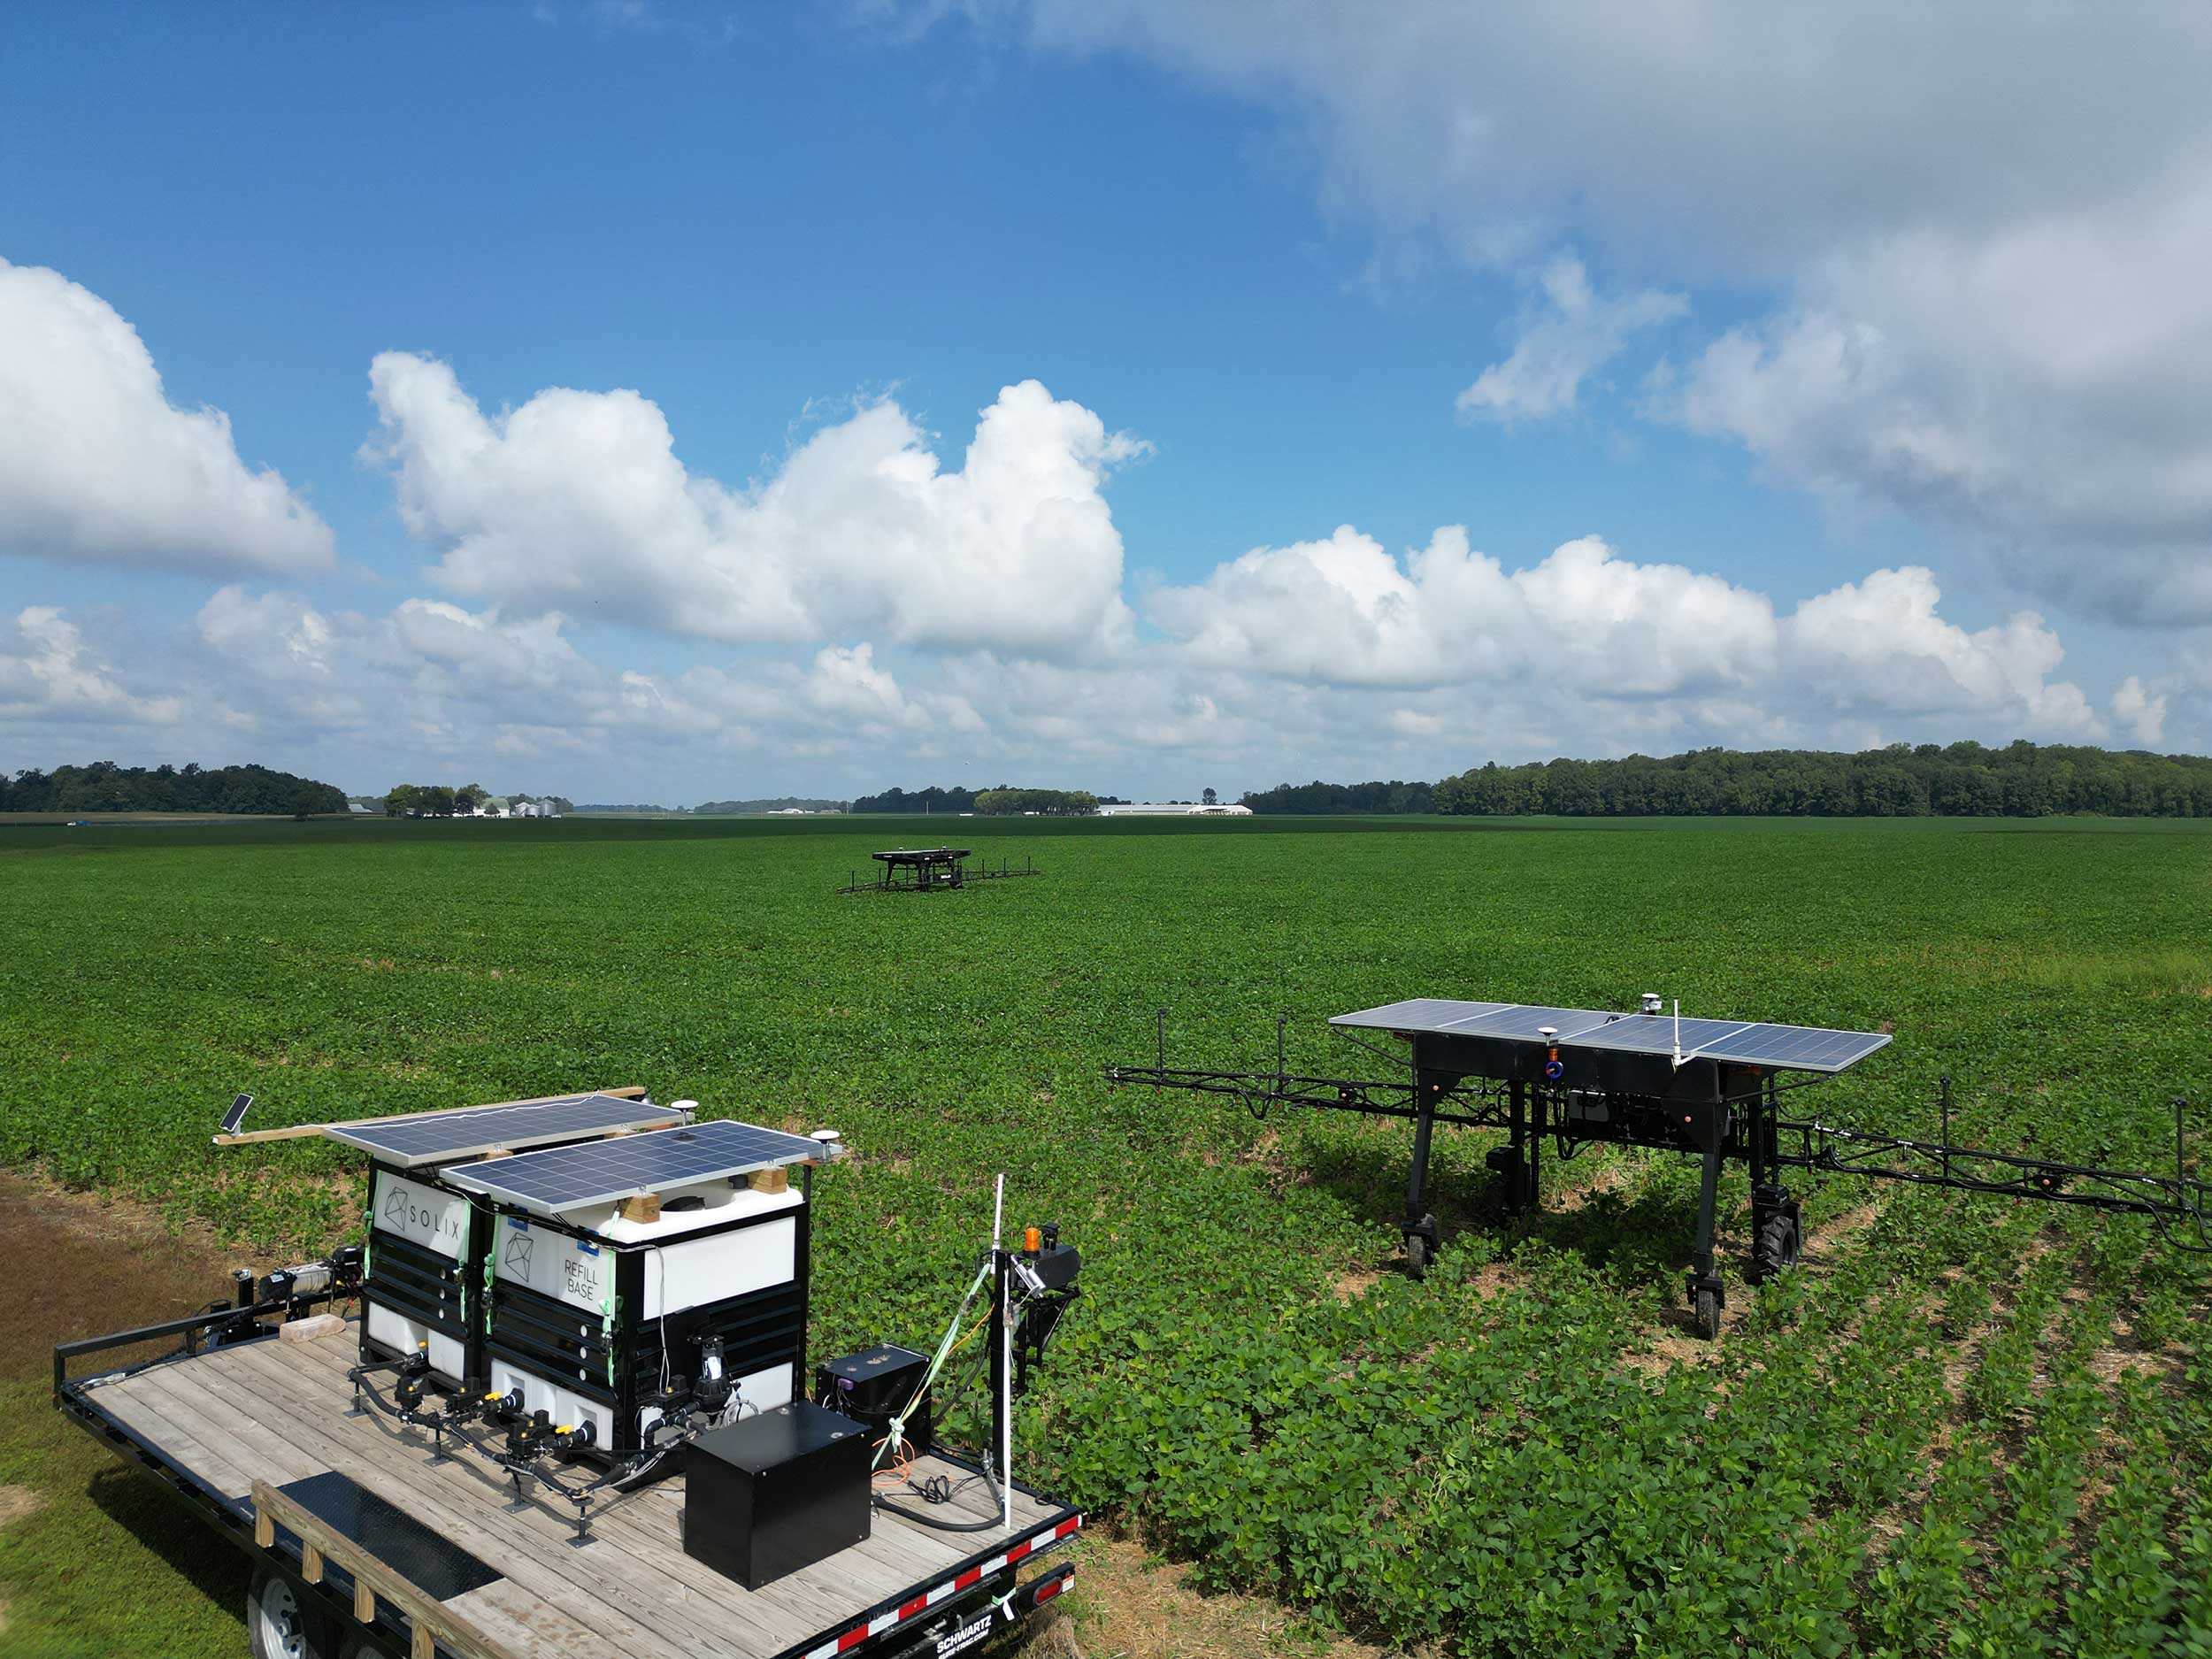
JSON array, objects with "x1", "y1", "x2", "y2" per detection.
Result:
[{"x1": 1020, "y1": 1562, "x2": 1075, "y2": 1610}]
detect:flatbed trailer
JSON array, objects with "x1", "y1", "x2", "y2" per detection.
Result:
[{"x1": 56, "y1": 1304, "x2": 1080, "y2": 1659}]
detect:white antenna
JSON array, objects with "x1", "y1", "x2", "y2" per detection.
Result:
[
  {"x1": 994, "y1": 1172, "x2": 1012, "y2": 1529},
  {"x1": 1673, "y1": 999, "x2": 1682, "y2": 1067}
]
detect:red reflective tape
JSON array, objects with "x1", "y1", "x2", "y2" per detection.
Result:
[
  {"x1": 899, "y1": 1594, "x2": 929, "y2": 1621},
  {"x1": 1054, "y1": 1517, "x2": 1081, "y2": 1539},
  {"x1": 1005, "y1": 1539, "x2": 1031, "y2": 1563},
  {"x1": 835, "y1": 1626, "x2": 871, "y2": 1653},
  {"x1": 954, "y1": 1567, "x2": 984, "y2": 1592}
]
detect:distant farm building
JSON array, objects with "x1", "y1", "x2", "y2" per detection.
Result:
[{"x1": 1096, "y1": 803, "x2": 1253, "y2": 817}]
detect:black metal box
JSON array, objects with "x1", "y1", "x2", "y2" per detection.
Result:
[
  {"x1": 814, "y1": 1343, "x2": 932, "y2": 1459},
  {"x1": 683, "y1": 1402, "x2": 872, "y2": 1590}
]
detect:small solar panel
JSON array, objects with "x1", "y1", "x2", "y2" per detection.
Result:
[
  {"x1": 443, "y1": 1118, "x2": 828, "y2": 1217},
  {"x1": 323, "y1": 1094, "x2": 685, "y2": 1167}
]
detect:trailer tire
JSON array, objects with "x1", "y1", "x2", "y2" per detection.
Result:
[{"x1": 249, "y1": 1565, "x2": 336, "y2": 1659}]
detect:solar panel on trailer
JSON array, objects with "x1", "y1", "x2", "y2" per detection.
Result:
[
  {"x1": 442, "y1": 1118, "x2": 826, "y2": 1217},
  {"x1": 322, "y1": 1094, "x2": 682, "y2": 1167}
]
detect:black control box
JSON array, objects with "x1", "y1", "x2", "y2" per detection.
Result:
[
  {"x1": 683, "y1": 1402, "x2": 872, "y2": 1590},
  {"x1": 815, "y1": 1343, "x2": 932, "y2": 1460}
]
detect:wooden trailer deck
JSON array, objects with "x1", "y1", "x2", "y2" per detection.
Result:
[{"x1": 73, "y1": 1317, "x2": 1078, "y2": 1659}]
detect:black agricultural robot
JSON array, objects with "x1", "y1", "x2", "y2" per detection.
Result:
[{"x1": 1109, "y1": 995, "x2": 2209, "y2": 1339}]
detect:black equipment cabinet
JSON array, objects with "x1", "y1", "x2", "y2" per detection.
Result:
[
  {"x1": 816, "y1": 1343, "x2": 932, "y2": 1458},
  {"x1": 482, "y1": 1200, "x2": 812, "y2": 1456},
  {"x1": 684, "y1": 1401, "x2": 872, "y2": 1590},
  {"x1": 359, "y1": 1159, "x2": 493, "y2": 1387}
]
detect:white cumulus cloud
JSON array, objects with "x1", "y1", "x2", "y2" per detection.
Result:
[
  {"x1": 364, "y1": 355, "x2": 1147, "y2": 657},
  {"x1": 1148, "y1": 527, "x2": 1773, "y2": 694},
  {"x1": 1148, "y1": 527, "x2": 2102, "y2": 739},
  {"x1": 909, "y1": 4, "x2": 2212, "y2": 622},
  {"x1": 2111, "y1": 676, "x2": 2168, "y2": 748},
  {"x1": 1457, "y1": 256, "x2": 1685, "y2": 424},
  {"x1": 0, "y1": 260, "x2": 333, "y2": 576},
  {"x1": 0, "y1": 606, "x2": 183, "y2": 726}
]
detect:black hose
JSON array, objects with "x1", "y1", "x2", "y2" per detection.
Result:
[{"x1": 874, "y1": 1466, "x2": 1006, "y2": 1532}]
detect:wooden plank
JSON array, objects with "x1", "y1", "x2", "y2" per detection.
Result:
[
  {"x1": 96, "y1": 1380, "x2": 263, "y2": 1504},
  {"x1": 251, "y1": 1335, "x2": 881, "y2": 1640},
  {"x1": 238, "y1": 1330, "x2": 1064, "y2": 1550},
  {"x1": 449, "y1": 1578, "x2": 609, "y2": 1659},
  {"x1": 254, "y1": 1480, "x2": 522, "y2": 1659},
  {"x1": 119, "y1": 1329, "x2": 1077, "y2": 1659},
  {"x1": 331, "y1": 1355, "x2": 944, "y2": 1640},
  {"x1": 274, "y1": 1331, "x2": 1063, "y2": 1609},
  {"x1": 141, "y1": 1359, "x2": 326, "y2": 1488},
  {"x1": 210, "y1": 1342, "x2": 764, "y2": 1659},
  {"x1": 212, "y1": 1085, "x2": 649, "y2": 1146}
]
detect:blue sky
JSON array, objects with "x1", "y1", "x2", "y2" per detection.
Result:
[{"x1": 4, "y1": 3, "x2": 2208, "y2": 802}]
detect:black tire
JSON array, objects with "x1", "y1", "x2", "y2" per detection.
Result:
[
  {"x1": 1404, "y1": 1233, "x2": 1430, "y2": 1278},
  {"x1": 1754, "y1": 1210, "x2": 1801, "y2": 1282},
  {"x1": 249, "y1": 1565, "x2": 335, "y2": 1659},
  {"x1": 1694, "y1": 1287, "x2": 1722, "y2": 1340}
]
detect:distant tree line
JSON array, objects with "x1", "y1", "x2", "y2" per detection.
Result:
[
  {"x1": 852, "y1": 785, "x2": 977, "y2": 814},
  {"x1": 1236, "y1": 744, "x2": 2212, "y2": 818},
  {"x1": 1, "y1": 760, "x2": 346, "y2": 816},
  {"x1": 973, "y1": 788, "x2": 1099, "y2": 816},
  {"x1": 1432, "y1": 743, "x2": 2212, "y2": 817},
  {"x1": 1240, "y1": 779, "x2": 1435, "y2": 815},
  {"x1": 692, "y1": 797, "x2": 849, "y2": 815},
  {"x1": 852, "y1": 784, "x2": 1102, "y2": 815}
]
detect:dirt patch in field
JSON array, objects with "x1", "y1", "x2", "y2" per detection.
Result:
[
  {"x1": 0, "y1": 1486, "x2": 42, "y2": 1530},
  {"x1": 1544, "y1": 1158, "x2": 1635, "y2": 1214},
  {"x1": 0, "y1": 1170, "x2": 250, "y2": 1377},
  {"x1": 1023, "y1": 1528, "x2": 1392, "y2": 1659},
  {"x1": 1329, "y1": 1265, "x2": 1382, "y2": 1302},
  {"x1": 2085, "y1": 1314, "x2": 2191, "y2": 1394},
  {"x1": 1805, "y1": 1196, "x2": 1885, "y2": 1262}
]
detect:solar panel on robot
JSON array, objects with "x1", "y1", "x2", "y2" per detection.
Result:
[
  {"x1": 1109, "y1": 993, "x2": 2208, "y2": 1340},
  {"x1": 329, "y1": 1093, "x2": 687, "y2": 1387},
  {"x1": 443, "y1": 1119, "x2": 828, "y2": 1455}
]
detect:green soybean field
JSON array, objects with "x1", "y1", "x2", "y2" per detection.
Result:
[{"x1": 4, "y1": 813, "x2": 2211, "y2": 1657}]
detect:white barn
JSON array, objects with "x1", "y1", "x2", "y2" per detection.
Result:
[{"x1": 1096, "y1": 803, "x2": 1254, "y2": 817}]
